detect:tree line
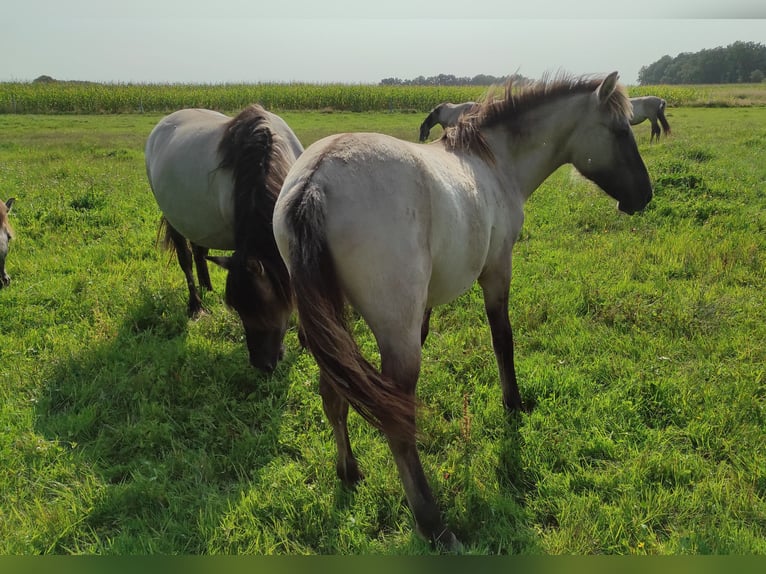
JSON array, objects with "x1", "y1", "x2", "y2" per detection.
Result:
[
  {"x1": 638, "y1": 41, "x2": 766, "y2": 85},
  {"x1": 379, "y1": 73, "x2": 530, "y2": 86}
]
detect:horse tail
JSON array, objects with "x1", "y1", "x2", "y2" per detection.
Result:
[
  {"x1": 282, "y1": 183, "x2": 418, "y2": 440},
  {"x1": 658, "y1": 99, "x2": 672, "y2": 136},
  {"x1": 156, "y1": 216, "x2": 178, "y2": 255}
]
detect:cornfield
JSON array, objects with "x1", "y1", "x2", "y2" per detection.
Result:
[
  {"x1": 1, "y1": 82, "x2": 764, "y2": 114},
  {"x1": 0, "y1": 82, "x2": 486, "y2": 114}
]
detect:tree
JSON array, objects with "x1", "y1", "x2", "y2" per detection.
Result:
[{"x1": 638, "y1": 42, "x2": 766, "y2": 84}]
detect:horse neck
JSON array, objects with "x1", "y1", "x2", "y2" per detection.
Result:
[{"x1": 490, "y1": 93, "x2": 588, "y2": 200}]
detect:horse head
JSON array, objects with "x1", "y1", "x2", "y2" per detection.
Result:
[
  {"x1": 569, "y1": 72, "x2": 653, "y2": 215},
  {"x1": 418, "y1": 109, "x2": 437, "y2": 142},
  {"x1": 207, "y1": 252, "x2": 293, "y2": 373}
]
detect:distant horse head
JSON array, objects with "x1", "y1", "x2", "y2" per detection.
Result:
[
  {"x1": 0, "y1": 197, "x2": 16, "y2": 288},
  {"x1": 418, "y1": 101, "x2": 477, "y2": 142}
]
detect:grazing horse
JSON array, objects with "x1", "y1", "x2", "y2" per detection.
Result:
[
  {"x1": 418, "y1": 101, "x2": 477, "y2": 142},
  {"x1": 0, "y1": 197, "x2": 15, "y2": 288},
  {"x1": 629, "y1": 96, "x2": 671, "y2": 142},
  {"x1": 273, "y1": 71, "x2": 652, "y2": 549},
  {"x1": 145, "y1": 105, "x2": 302, "y2": 371}
]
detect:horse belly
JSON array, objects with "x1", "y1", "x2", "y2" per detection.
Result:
[
  {"x1": 148, "y1": 127, "x2": 235, "y2": 250},
  {"x1": 427, "y1": 233, "x2": 490, "y2": 307},
  {"x1": 426, "y1": 185, "x2": 494, "y2": 307}
]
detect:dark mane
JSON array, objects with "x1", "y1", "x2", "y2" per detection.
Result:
[
  {"x1": 443, "y1": 72, "x2": 632, "y2": 161},
  {"x1": 217, "y1": 104, "x2": 293, "y2": 302}
]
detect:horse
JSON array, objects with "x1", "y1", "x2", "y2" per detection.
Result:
[
  {"x1": 145, "y1": 105, "x2": 302, "y2": 372},
  {"x1": 629, "y1": 96, "x2": 671, "y2": 143},
  {"x1": 0, "y1": 197, "x2": 16, "y2": 288},
  {"x1": 418, "y1": 101, "x2": 477, "y2": 142},
  {"x1": 273, "y1": 71, "x2": 652, "y2": 550}
]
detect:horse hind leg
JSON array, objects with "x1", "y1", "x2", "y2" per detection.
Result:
[
  {"x1": 191, "y1": 243, "x2": 213, "y2": 291},
  {"x1": 650, "y1": 119, "x2": 661, "y2": 143},
  {"x1": 378, "y1": 334, "x2": 461, "y2": 551},
  {"x1": 319, "y1": 370, "x2": 363, "y2": 486},
  {"x1": 166, "y1": 224, "x2": 205, "y2": 317}
]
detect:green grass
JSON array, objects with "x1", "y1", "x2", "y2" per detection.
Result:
[{"x1": 0, "y1": 106, "x2": 765, "y2": 555}]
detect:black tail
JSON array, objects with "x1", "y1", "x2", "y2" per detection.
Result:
[
  {"x1": 283, "y1": 184, "x2": 418, "y2": 439},
  {"x1": 156, "y1": 216, "x2": 179, "y2": 255},
  {"x1": 658, "y1": 99, "x2": 671, "y2": 136}
]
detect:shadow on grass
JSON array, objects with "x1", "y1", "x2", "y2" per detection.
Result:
[
  {"x1": 452, "y1": 409, "x2": 542, "y2": 554},
  {"x1": 35, "y1": 285, "x2": 301, "y2": 553}
]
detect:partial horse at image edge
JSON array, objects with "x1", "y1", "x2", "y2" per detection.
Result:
[
  {"x1": 274, "y1": 71, "x2": 652, "y2": 550},
  {"x1": 0, "y1": 197, "x2": 16, "y2": 289}
]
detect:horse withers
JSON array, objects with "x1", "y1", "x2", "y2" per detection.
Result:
[
  {"x1": 629, "y1": 95, "x2": 671, "y2": 142},
  {"x1": 0, "y1": 197, "x2": 15, "y2": 288},
  {"x1": 274, "y1": 71, "x2": 652, "y2": 550},
  {"x1": 145, "y1": 105, "x2": 302, "y2": 372},
  {"x1": 418, "y1": 101, "x2": 477, "y2": 141}
]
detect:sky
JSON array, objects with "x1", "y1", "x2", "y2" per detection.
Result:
[{"x1": 3, "y1": 1, "x2": 765, "y2": 85}]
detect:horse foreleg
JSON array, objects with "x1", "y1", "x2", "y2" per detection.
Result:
[
  {"x1": 319, "y1": 370, "x2": 363, "y2": 487},
  {"x1": 480, "y1": 276, "x2": 523, "y2": 412},
  {"x1": 166, "y1": 225, "x2": 205, "y2": 318},
  {"x1": 420, "y1": 307, "x2": 433, "y2": 346},
  {"x1": 191, "y1": 243, "x2": 213, "y2": 291}
]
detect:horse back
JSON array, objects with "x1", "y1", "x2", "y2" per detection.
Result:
[{"x1": 277, "y1": 132, "x2": 510, "y2": 309}]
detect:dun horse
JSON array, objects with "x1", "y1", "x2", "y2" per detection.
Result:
[
  {"x1": 629, "y1": 95, "x2": 671, "y2": 142},
  {"x1": 418, "y1": 101, "x2": 477, "y2": 141},
  {"x1": 0, "y1": 197, "x2": 15, "y2": 288},
  {"x1": 274, "y1": 72, "x2": 652, "y2": 549},
  {"x1": 145, "y1": 105, "x2": 302, "y2": 371}
]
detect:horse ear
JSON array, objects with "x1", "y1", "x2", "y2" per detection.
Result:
[
  {"x1": 206, "y1": 255, "x2": 232, "y2": 270},
  {"x1": 597, "y1": 71, "x2": 619, "y2": 104},
  {"x1": 5, "y1": 197, "x2": 14, "y2": 212},
  {"x1": 246, "y1": 257, "x2": 265, "y2": 276}
]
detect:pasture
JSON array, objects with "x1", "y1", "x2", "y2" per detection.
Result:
[{"x1": 0, "y1": 103, "x2": 765, "y2": 554}]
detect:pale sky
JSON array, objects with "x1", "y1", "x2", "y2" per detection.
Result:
[{"x1": 3, "y1": 1, "x2": 765, "y2": 85}]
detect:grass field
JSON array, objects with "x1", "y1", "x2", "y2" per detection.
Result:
[{"x1": 0, "y1": 103, "x2": 765, "y2": 555}]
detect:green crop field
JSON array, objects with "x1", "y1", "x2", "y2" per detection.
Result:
[
  {"x1": 2, "y1": 81, "x2": 766, "y2": 114},
  {"x1": 0, "y1": 99, "x2": 764, "y2": 555}
]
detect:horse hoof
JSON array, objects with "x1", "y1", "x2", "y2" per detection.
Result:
[
  {"x1": 338, "y1": 461, "x2": 364, "y2": 488},
  {"x1": 434, "y1": 529, "x2": 463, "y2": 553}
]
